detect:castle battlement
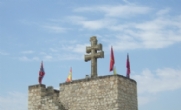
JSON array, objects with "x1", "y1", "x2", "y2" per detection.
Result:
[
  {"x1": 28, "y1": 74, "x2": 138, "y2": 110},
  {"x1": 28, "y1": 85, "x2": 64, "y2": 110},
  {"x1": 29, "y1": 84, "x2": 59, "y2": 97}
]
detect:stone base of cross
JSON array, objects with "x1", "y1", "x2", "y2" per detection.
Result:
[{"x1": 85, "y1": 36, "x2": 104, "y2": 78}]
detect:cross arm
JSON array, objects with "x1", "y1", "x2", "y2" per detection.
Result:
[
  {"x1": 86, "y1": 44, "x2": 103, "y2": 54},
  {"x1": 94, "y1": 51, "x2": 104, "y2": 58},
  {"x1": 95, "y1": 44, "x2": 102, "y2": 51},
  {"x1": 85, "y1": 55, "x2": 91, "y2": 62},
  {"x1": 86, "y1": 46, "x2": 91, "y2": 53}
]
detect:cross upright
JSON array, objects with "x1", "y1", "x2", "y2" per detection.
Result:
[{"x1": 85, "y1": 36, "x2": 104, "y2": 78}]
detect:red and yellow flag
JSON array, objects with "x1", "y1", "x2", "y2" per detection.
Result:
[
  {"x1": 110, "y1": 46, "x2": 115, "y2": 71},
  {"x1": 66, "y1": 67, "x2": 72, "y2": 82}
]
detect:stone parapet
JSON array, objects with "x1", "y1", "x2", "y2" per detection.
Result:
[
  {"x1": 59, "y1": 74, "x2": 136, "y2": 86},
  {"x1": 59, "y1": 74, "x2": 137, "y2": 110}
]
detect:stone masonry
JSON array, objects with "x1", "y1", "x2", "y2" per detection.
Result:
[
  {"x1": 28, "y1": 85, "x2": 66, "y2": 110},
  {"x1": 28, "y1": 74, "x2": 137, "y2": 110}
]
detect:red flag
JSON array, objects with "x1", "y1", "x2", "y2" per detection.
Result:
[
  {"x1": 126, "y1": 54, "x2": 130, "y2": 78},
  {"x1": 110, "y1": 46, "x2": 115, "y2": 71},
  {"x1": 38, "y1": 61, "x2": 45, "y2": 84}
]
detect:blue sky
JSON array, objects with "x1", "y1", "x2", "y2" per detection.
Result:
[{"x1": 0, "y1": 0, "x2": 181, "y2": 110}]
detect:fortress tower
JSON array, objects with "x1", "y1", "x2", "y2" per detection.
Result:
[
  {"x1": 28, "y1": 75, "x2": 137, "y2": 110},
  {"x1": 28, "y1": 36, "x2": 138, "y2": 110}
]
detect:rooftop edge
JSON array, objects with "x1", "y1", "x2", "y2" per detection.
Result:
[{"x1": 59, "y1": 74, "x2": 136, "y2": 86}]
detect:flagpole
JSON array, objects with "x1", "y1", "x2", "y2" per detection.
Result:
[{"x1": 113, "y1": 66, "x2": 116, "y2": 75}]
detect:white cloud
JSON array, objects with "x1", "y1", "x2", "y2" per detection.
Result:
[
  {"x1": 0, "y1": 51, "x2": 9, "y2": 55},
  {"x1": 0, "y1": 92, "x2": 27, "y2": 110},
  {"x1": 138, "y1": 95, "x2": 156, "y2": 106},
  {"x1": 61, "y1": 43, "x2": 89, "y2": 54},
  {"x1": 18, "y1": 42, "x2": 87, "y2": 61},
  {"x1": 59, "y1": 39, "x2": 78, "y2": 44},
  {"x1": 69, "y1": 4, "x2": 151, "y2": 30},
  {"x1": 72, "y1": 44, "x2": 89, "y2": 54},
  {"x1": 156, "y1": 8, "x2": 171, "y2": 16},
  {"x1": 74, "y1": 4, "x2": 151, "y2": 17},
  {"x1": 39, "y1": 52, "x2": 47, "y2": 55},
  {"x1": 105, "y1": 14, "x2": 181, "y2": 50},
  {"x1": 56, "y1": 54, "x2": 83, "y2": 61},
  {"x1": 57, "y1": 53, "x2": 83, "y2": 61},
  {"x1": 42, "y1": 25, "x2": 67, "y2": 33},
  {"x1": 19, "y1": 56, "x2": 40, "y2": 61},
  {"x1": 67, "y1": 16, "x2": 86, "y2": 21},
  {"x1": 67, "y1": 16, "x2": 117, "y2": 30},
  {"x1": 80, "y1": 19, "x2": 116, "y2": 30},
  {"x1": 132, "y1": 68, "x2": 181, "y2": 105},
  {"x1": 43, "y1": 55, "x2": 53, "y2": 61},
  {"x1": 79, "y1": 20, "x2": 106, "y2": 30},
  {"x1": 122, "y1": 0, "x2": 129, "y2": 3},
  {"x1": 134, "y1": 68, "x2": 181, "y2": 94},
  {"x1": 99, "y1": 5, "x2": 151, "y2": 17},
  {"x1": 35, "y1": 41, "x2": 89, "y2": 61},
  {"x1": 134, "y1": 17, "x2": 181, "y2": 48},
  {"x1": 20, "y1": 19, "x2": 37, "y2": 26},
  {"x1": 70, "y1": 4, "x2": 181, "y2": 50},
  {"x1": 21, "y1": 50, "x2": 34, "y2": 54},
  {"x1": 20, "y1": 53, "x2": 82, "y2": 62},
  {"x1": 49, "y1": 48, "x2": 58, "y2": 52},
  {"x1": 39, "y1": 51, "x2": 83, "y2": 61}
]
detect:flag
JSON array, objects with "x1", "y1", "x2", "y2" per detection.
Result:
[
  {"x1": 39, "y1": 61, "x2": 45, "y2": 84},
  {"x1": 113, "y1": 66, "x2": 117, "y2": 75},
  {"x1": 66, "y1": 67, "x2": 72, "y2": 82},
  {"x1": 126, "y1": 53, "x2": 130, "y2": 78},
  {"x1": 110, "y1": 46, "x2": 115, "y2": 71}
]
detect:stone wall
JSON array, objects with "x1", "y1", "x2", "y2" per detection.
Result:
[
  {"x1": 117, "y1": 76, "x2": 138, "y2": 110},
  {"x1": 28, "y1": 74, "x2": 137, "y2": 110},
  {"x1": 59, "y1": 74, "x2": 137, "y2": 110},
  {"x1": 28, "y1": 84, "x2": 65, "y2": 110}
]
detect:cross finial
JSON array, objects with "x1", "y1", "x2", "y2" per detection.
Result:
[{"x1": 85, "y1": 36, "x2": 104, "y2": 78}]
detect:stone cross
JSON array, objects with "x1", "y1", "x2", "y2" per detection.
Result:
[{"x1": 85, "y1": 36, "x2": 104, "y2": 78}]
